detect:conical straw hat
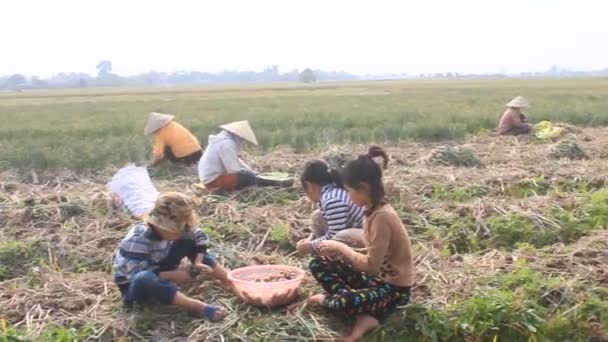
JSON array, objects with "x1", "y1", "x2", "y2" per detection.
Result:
[
  {"x1": 220, "y1": 120, "x2": 258, "y2": 146},
  {"x1": 145, "y1": 112, "x2": 175, "y2": 135},
  {"x1": 505, "y1": 96, "x2": 530, "y2": 108}
]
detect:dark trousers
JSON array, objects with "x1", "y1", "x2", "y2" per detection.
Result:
[
  {"x1": 117, "y1": 239, "x2": 216, "y2": 307},
  {"x1": 164, "y1": 147, "x2": 203, "y2": 165},
  {"x1": 505, "y1": 124, "x2": 532, "y2": 136},
  {"x1": 309, "y1": 257, "x2": 410, "y2": 320}
]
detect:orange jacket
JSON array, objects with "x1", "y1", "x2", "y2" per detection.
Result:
[{"x1": 152, "y1": 122, "x2": 201, "y2": 162}]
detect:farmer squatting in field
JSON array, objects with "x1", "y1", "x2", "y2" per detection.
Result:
[
  {"x1": 496, "y1": 96, "x2": 533, "y2": 135},
  {"x1": 198, "y1": 120, "x2": 285, "y2": 190}
]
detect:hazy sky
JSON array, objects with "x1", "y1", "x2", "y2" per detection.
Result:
[{"x1": 2, "y1": 0, "x2": 607, "y2": 77}]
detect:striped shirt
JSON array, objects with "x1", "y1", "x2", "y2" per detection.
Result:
[
  {"x1": 112, "y1": 223, "x2": 209, "y2": 285},
  {"x1": 311, "y1": 184, "x2": 365, "y2": 251}
]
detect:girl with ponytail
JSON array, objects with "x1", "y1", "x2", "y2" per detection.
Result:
[
  {"x1": 295, "y1": 160, "x2": 365, "y2": 255},
  {"x1": 304, "y1": 146, "x2": 415, "y2": 342}
]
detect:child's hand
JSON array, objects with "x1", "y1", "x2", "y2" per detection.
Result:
[
  {"x1": 296, "y1": 239, "x2": 313, "y2": 255},
  {"x1": 318, "y1": 240, "x2": 347, "y2": 258},
  {"x1": 193, "y1": 263, "x2": 213, "y2": 275},
  {"x1": 160, "y1": 269, "x2": 194, "y2": 285}
]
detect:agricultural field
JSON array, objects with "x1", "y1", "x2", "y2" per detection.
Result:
[
  {"x1": 1, "y1": 79, "x2": 608, "y2": 341},
  {"x1": 1, "y1": 78, "x2": 608, "y2": 171}
]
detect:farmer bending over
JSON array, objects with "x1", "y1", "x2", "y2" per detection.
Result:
[
  {"x1": 145, "y1": 112, "x2": 203, "y2": 166},
  {"x1": 496, "y1": 96, "x2": 533, "y2": 135},
  {"x1": 302, "y1": 146, "x2": 415, "y2": 342},
  {"x1": 295, "y1": 160, "x2": 365, "y2": 255},
  {"x1": 198, "y1": 120, "x2": 260, "y2": 190},
  {"x1": 113, "y1": 192, "x2": 232, "y2": 321}
]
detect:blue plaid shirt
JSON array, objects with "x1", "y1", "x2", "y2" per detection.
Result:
[{"x1": 113, "y1": 223, "x2": 209, "y2": 285}]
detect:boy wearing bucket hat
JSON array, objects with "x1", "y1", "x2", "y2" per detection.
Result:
[
  {"x1": 496, "y1": 96, "x2": 533, "y2": 135},
  {"x1": 145, "y1": 112, "x2": 203, "y2": 166},
  {"x1": 113, "y1": 192, "x2": 231, "y2": 321},
  {"x1": 198, "y1": 120, "x2": 260, "y2": 190}
]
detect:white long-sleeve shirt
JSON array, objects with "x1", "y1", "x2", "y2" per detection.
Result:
[{"x1": 198, "y1": 130, "x2": 251, "y2": 184}]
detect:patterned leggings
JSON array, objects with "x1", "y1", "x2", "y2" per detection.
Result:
[{"x1": 309, "y1": 257, "x2": 410, "y2": 319}]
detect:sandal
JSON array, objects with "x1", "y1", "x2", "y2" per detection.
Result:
[{"x1": 195, "y1": 304, "x2": 227, "y2": 322}]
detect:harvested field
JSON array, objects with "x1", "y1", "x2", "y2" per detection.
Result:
[{"x1": 1, "y1": 128, "x2": 608, "y2": 341}]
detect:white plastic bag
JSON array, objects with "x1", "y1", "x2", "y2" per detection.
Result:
[{"x1": 107, "y1": 165, "x2": 159, "y2": 218}]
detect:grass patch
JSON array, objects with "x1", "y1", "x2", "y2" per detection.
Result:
[
  {"x1": 202, "y1": 226, "x2": 222, "y2": 241},
  {"x1": 0, "y1": 320, "x2": 27, "y2": 342},
  {"x1": 382, "y1": 265, "x2": 608, "y2": 341},
  {"x1": 417, "y1": 188, "x2": 608, "y2": 254},
  {"x1": 270, "y1": 224, "x2": 292, "y2": 249},
  {"x1": 0, "y1": 240, "x2": 46, "y2": 281},
  {"x1": 40, "y1": 325, "x2": 96, "y2": 342},
  {"x1": 429, "y1": 183, "x2": 490, "y2": 201},
  {"x1": 428, "y1": 146, "x2": 483, "y2": 168},
  {"x1": 507, "y1": 176, "x2": 550, "y2": 198},
  {"x1": 555, "y1": 178, "x2": 606, "y2": 193},
  {"x1": 586, "y1": 189, "x2": 608, "y2": 228}
]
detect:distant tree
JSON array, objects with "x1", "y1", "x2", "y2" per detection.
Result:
[
  {"x1": 4, "y1": 74, "x2": 27, "y2": 88},
  {"x1": 260, "y1": 65, "x2": 280, "y2": 81},
  {"x1": 299, "y1": 68, "x2": 316, "y2": 83},
  {"x1": 96, "y1": 60, "x2": 113, "y2": 78},
  {"x1": 30, "y1": 76, "x2": 47, "y2": 88},
  {"x1": 0, "y1": 65, "x2": 361, "y2": 89}
]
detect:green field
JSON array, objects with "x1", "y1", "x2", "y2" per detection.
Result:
[
  {"x1": 1, "y1": 78, "x2": 608, "y2": 171},
  {"x1": 1, "y1": 79, "x2": 608, "y2": 341}
]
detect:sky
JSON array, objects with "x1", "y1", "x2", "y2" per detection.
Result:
[{"x1": 1, "y1": 0, "x2": 607, "y2": 77}]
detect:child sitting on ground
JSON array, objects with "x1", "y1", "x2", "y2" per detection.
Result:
[
  {"x1": 304, "y1": 146, "x2": 415, "y2": 342},
  {"x1": 295, "y1": 160, "x2": 365, "y2": 255},
  {"x1": 113, "y1": 192, "x2": 232, "y2": 321}
]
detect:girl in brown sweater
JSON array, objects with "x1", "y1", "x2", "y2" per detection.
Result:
[{"x1": 305, "y1": 146, "x2": 415, "y2": 342}]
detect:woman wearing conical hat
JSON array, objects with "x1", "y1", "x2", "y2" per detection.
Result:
[
  {"x1": 496, "y1": 96, "x2": 533, "y2": 135},
  {"x1": 198, "y1": 121, "x2": 260, "y2": 190},
  {"x1": 144, "y1": 112, "x2": 203, "y2": 166}
]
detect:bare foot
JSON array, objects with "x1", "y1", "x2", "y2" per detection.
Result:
[
  {"x1": 307, "y1": 293, "x2": 326, "y2": 306},
  {"x1": 344, "y1": 314, "x2": 379, "y2": 342}
]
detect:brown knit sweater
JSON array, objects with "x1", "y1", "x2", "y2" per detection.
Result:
[{"x1": 342, "y1": 203, "x2": 415, "y2": 287}]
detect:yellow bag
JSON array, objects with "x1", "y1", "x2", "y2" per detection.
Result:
[{"x1": 534, "y1": 121, "x2": 566, "y2": 139}]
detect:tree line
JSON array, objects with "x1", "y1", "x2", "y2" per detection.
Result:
[{"x1": 0, "y1": 61, "x2": 355, "y2": 90}]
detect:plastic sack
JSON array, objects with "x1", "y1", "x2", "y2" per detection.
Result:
[
  {"x1": 534, "y1": 121, "x2": 566, "y2": 140},
  {"x1": 107, "y1": 165, "x2": 159, "y2": 218}
]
